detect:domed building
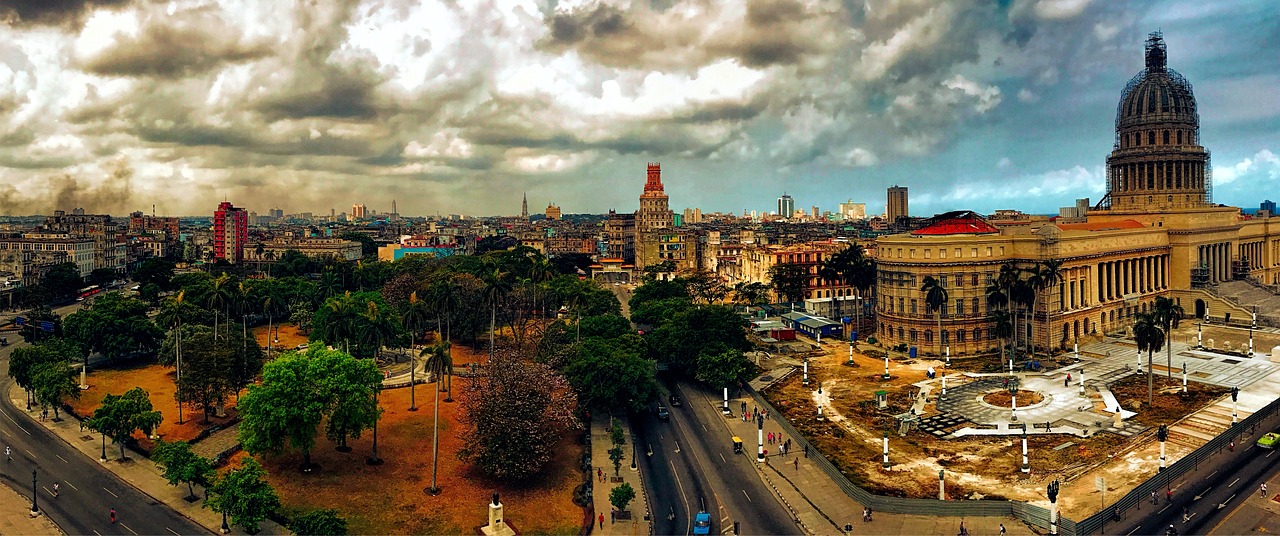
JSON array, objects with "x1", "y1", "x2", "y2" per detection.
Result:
[{"x1": 873, "y1": 32, "x2": 1280, "y2": 358}]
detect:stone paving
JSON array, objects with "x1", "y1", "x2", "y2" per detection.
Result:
[
  {"x1": 588, "y1": 413, "x2": 650, "y2": 536},
  {"x1": 190, "y1": 422, "x2": 241, "y2": 461},
  {"x1": 0, "y1": 481, "x2": 63, "y2": 536}
]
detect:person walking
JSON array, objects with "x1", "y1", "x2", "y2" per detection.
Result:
[
  {"x1": 52, "y1": 483, "x2": 59, "y2": 497},
  {"x1": 598, "y1": 513, "x2": 604, "y2": 529},
  {"x1": 1151, "y1": 490, "x2": 1158, "y2": 505},
  {"x1": 1065, "y1": 374, "x2": 1071, "y2": 387},
  {"x1": 1263, "y1": 482, "x2": 1269, "y2": 498},
  {"x1": 804, "y1": 444, "x2": 808, "y2": 458},
  {"x1": 793, "y1": 458, "x2": 799, "y2": 471},
  {"x1": 110, "y1": 508, "x2": 117, "y2": 524},
  {"x1": 1167, "y1": 488, "x2": 1172, "y2": 504},
  {"x1": 5, "y1": 446, "x2": 10, "y2": 462},
  {"x1": 1000, "y1": 523, "x2": 1006, "y2": 535}
]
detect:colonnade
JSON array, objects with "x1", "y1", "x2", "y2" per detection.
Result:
[
  {"x1": 1096, "y1": 254, "x2": 1168, "y2": 302},
  {"x1": 1198, "y1": 242, "x2": 1231, "y2": 283}
]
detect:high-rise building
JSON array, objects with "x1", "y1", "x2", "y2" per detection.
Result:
[
  {"x1": 838, "y1": 200, "x2": 867, "y2": 220},
  {"x1": 811, "y1": 206, "x2": 820, "y2": 219},
  {"x1": 213, "y1": 201, "x2": 248, "y2": 264},
  {"x1": 777, "y1": 194, "x2": 794, "y2": 219},
  {"x1": 635, "y1": 163, "x2": 676, "y2": 270},
  {"x1": 351, "y1": 204, "x2": 367, "y2": 219},
  {"x1": 1263, "y1": 200, "x2": 1277, "y2": 216},
  {"x1": 887, "y1": 186, "x2": 909, "y2": 222}
]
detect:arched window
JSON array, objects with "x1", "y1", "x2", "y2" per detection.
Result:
[
  {"x1": 1177, "y1": 130, "x2": 1183, "y2": 144},
  {"x1": 941, "y1": 330, "x2": 949, "y2": 345},
  {"x1": 909, "y1": 329, "x2": 917, "y2": 342},
  {"x1": 1148, "y1": 131, "x2": 1156, "y2": 145},
  {"x1": 924, "y1": 330, "x2": 933, "y2": 344},
  {"x1": 898, "y1": 327, "x2": 904, "y2": 340},
  {"x1": 973, "y1": 328, "x2": 982, "y2": 341},
  {"x1": 1163, "y1": 130, "x2": 1170, "y2": 145},
  {"x1": 956, "y1": 330, "x2": 965, "y2": 343}
]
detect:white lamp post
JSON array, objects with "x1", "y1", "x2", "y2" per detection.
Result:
[
  {"x1": 1021, "y1": 430, "x2": 1030, "y2": 473},
  {"x1": 882, "y1": 432, "x2": 890, "y2": 469}
]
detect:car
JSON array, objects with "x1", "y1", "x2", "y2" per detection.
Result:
[
  {"x1": 295, "y1": 343, "x2": 309, "y2": 351},
  {"x1": 692, "y1": 512, "x2": 712, "y2": 535},
  {"x1": 668, "y1": 394, "x2": 682, "y2": 407},
  {"x1": 1258, "y1": 432, "x2": 1280, "y2": 449},
  {"x1": 655, "y1": 404, "x2": 670, "y2": 421}
]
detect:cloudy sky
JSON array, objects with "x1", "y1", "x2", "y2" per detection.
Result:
[{"x1": 0, "y1": 0, "x2": 1277, "y2": 218}]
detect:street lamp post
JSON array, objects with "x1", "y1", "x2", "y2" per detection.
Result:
[
  {"x1": 221, "y1": 510, "x2": 230, "y2": 534},
  {"x1": 1020, "y1": 429, "x2": 1030, "y2": 473},
  {"x1": 367, "y1": 386, "x2": 383, "y2": 465},
  {"x1": 882, "y1": 431, "x2": 890, "y2": 470},
  {"x1": 940, "y1": 373, "x2": 947, "y2": 401},
  {"x1": 1009, "y1": 378, "x2": 1019, "y2": 422},
  {"x1": 756, "y1": 414, "x2": 765, "y2": 463},
  {"x1": 1157, "y1": 425, "x2": 1168, "y2": 471},
  {"x1": 802, "y1": 358, "x2": 809, "y2": 386},
  {"x1": 1048, "y1": 480, "x2": 1061, "y2": 535},
  {"x1": 1232, "y1": 387, "x2": 1240, "y2": 424},
  {"x1": 100, "y1": 431, "x2": 107, "y2": 462},
  {"x1": 945, "y1": 346, "x2": 950, "y2": 368},
  {"x1": 30, "y1": 470, "x2": 38, "y2": 517},
  {"x1": 1182, "y1": 363, "x2": 1188, "y2": 393}
]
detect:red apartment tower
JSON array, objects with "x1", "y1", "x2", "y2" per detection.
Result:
[{"x1": 213, "y1": 201, "x2": 248, "y2": 264}]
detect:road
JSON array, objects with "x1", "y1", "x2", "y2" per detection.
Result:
[
  {"x1": 634, "y1": 378, "x2": 797, "y2": 536},
  {"x1": 1, "y1": 335, "x2": 210, "y2": 535}
]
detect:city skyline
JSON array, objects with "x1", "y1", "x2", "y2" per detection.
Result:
[{"x1": 0, "y1": 1, "x2": 1277, "y2": 218}]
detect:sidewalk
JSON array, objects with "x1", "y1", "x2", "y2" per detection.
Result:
[
  {"x1": 8, "y1": 384, "x2": 283, "y2": 535},
  {"x1": 588, "y1": 413, "x2": 651, "y2": 535},
  {"x1": 0, "y1": 481, "x2": 63, "y2": 536},
  {"x1": 718, "y1": 392, "x2": 1036, "y2": 535}
]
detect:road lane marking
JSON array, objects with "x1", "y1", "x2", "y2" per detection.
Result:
[
  {"x1": 1159, "y1": 505, "x2": 1169, "y2": 514},
  {"x1": 742, "y1": 490, "x2": 752, "y2": 502},
  {"x1": 1, "y1": 410, "x2": 31, "y2": 435},
  {"x1": 1230, "y1": 477, "x2": 1240, "y2": 487},
  {"x1": 669, "y1": 460, "x2": 692, "y2": 534},
  {"x1": 166, "y1": 527, "x2": 181, "y2": 535},
  {"x1": 92, "y1": 530, "x2": 102, "y2": 536},
  {"x1": 1126, "y1": 525, "x2": 1142, "y2": 536},
  {"x1": 719, "y1": 453, "x2": 725, "y2": 463},
  {"x1": 41, "y1": 486, "x2": 53, "y2": 496},
  {"x1": 24, "y1": 449, "x2": 34, "y2": 458},
  {"x1": 1209, "y1": 470, "x2": 1218, "y2": 478},
  {"x1": 55, "y1": 454, "x2": 67, "y2": 464},
  {"x1": 120, "y1": 522, "x2": 138, "y2": 535},
  {"x1": 103, "y1": 487, "x2": 118, "y2": 498},
  {"x1": 1269, "y1": 450, "x2": 1276, "y2": 458},
  {"x1": 64, "y1": 481, "x2": 78, "y2": 491}
]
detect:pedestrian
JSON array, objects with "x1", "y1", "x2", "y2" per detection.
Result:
[
  {"x1": 804, "y1": 444, "x2": 809, "y2": 458},
  {"x1": 110, "y1": 508, "x2": 116, "y2": 524},
  {"x1": 1264, "y1": 483, "x2": 1269, "y2": 498},
  {"x1": 4, "y1": 446, "x2": 10, "y2": 462},
  {"x1": 599, "y1": 513, "x2": 604, "y2": 529},
  {"x1": 610, "y1": 510, "x2": 615, "y2": 524},
  {"x1": 1065, "y1": 374, "x2": 1071, "y2": 387},
  {"x1": 1151, "y1": 490, "x2": 1157, "y2": 505},
  {"x1": 1000, "y1": 523, "x2": 1006, "y2": 535},
  {"x1": 794, "y1": 458, "x2": 799, "y2": 471},
  {"x1": 1167, "y1": 488, "x2": 1172, "y2": 503},
  {"x1": 1230, "y1": 440, "x2": 1236, "y2": 452}
]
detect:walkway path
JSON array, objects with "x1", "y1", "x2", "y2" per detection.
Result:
[
  {"x1": 588, "y1": 413, "x2": 650, "y2": 535},
  {"x1": 0, "y1": 480, "x2": 63, "y2": 536}
]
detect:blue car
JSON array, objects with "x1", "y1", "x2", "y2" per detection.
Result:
[{"x1": 693, "y1": 511, "x2": 712, "y2": 535}]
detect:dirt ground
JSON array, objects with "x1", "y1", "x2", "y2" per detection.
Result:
[
  {"x1": 233, "y1": 373, "x2": 584, "y2": 535},
  {"x1": 66, "y1": 362, "x2": 238, "y2": 451},
  {"x1": 251, "y1": 323, "x2": 309, "y2": 354},
  {"x1": 764, "y1": 334, "x2": 1227, "y2": 508}
]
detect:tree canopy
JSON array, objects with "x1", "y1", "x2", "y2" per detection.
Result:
[
  {"x1": 151, "y1": 440, "x2": 214, "y2": 500},
  {"x1": 207, "y1": 458, "x2": 280, "y2": 534},
  {"x1": 63, "y1": 292, "x2": 163, "y2": 363},
  {"x1": 88, "y1": 387, "x2": 163, "y2": 460},
  {"x1": 565, "y1": 335, "x2": 656, "y2": 413}
]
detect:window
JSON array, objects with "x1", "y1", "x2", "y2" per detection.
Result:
[
  {"x1": 986, "y1": 247, "x2": 992, "y2": 257},
  {"x1": 924, "y1": 330, "x2": 933, "y2": 344},
  {"x1": 1163, "y1": 130, "x2": 1170, "y2": 145},
  {"x1": 1177, "y1": 130, "x2": 1183, "y2": 144},
  {"x1": 956, "y1": 274, "x2": 964, "y2": 287},
  {"x1": 956, "y1": 330, "x2": 965, "y2": 343},
  {"x1": 898, "y1": 297, "x2": 904, "y2": 312},
  {"x1": 939, "y1": 275, "x2": 947, "y2": 287},
  {"x1": 999, "y1": 247, "x2": 1005, "y2": 256},
  {"x1": 940, "y1": 303, "x2": 949, "y2": 318},
  {"x1": 941, "y1": 330, "x2": 949, "y2": 345},
  {"x1": 898, "y1": 327, "x2": 904, "y2": 340},
  {"x1": 972, "y1": 297, "x2": 980, "y2": 315},
  {"x1": 973, "y1": 328, "x2": 982, "y2": 341},
  {"x1": 909, "y1": 329, "x2": 918, "y2": 342},
  {"x1": 972, "y1": 273, "x2": 979, "y2": 286},
  {"x1": 971, "y1": 248, "x2": 978, "y2": 258},
  {"x1": 924, "y1": 249, "x2": 930, "y2": 259},
  {"x1": 910, "y1": 299, "x2": 918, "y2": 314},
  {"x1": 1148, "y1": 131, "x2": 1156, "y2": 145},
  {"x1": 987, "y1": 328, "x2": 996, "y2": 340},
  {"x1": 956, "y1": 299, "x2": 964, "y2": 316},
  {"x1": 939, "y1": 249, "x2": 946, "y2": 259},
  {"x1": 955, "y1": 248, "x2": 962, "y2": 258}
]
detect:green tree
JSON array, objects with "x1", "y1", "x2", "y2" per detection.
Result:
[
  {"x1": 565, "y1": 335, "x2": 657, "y2": 413},
  {"x1": 988, "y1": 309, "x2": 1014, "y2": 365},
  {"x1": 88, "y1": 268, "x2": 117, "y2": 288},
  {"x1": 768, "y1": 263, "x2": 810, "y2": 304},
  {"x1": 151, "y1": 440, "x2": 214, "y2": 500},
  {"x1": 608, "y1": 444, "x2": 624, "y2": 477},
  {"x1": 87, "y1": 387, "x2": 163, "y2": 460},
  {"x1": 32, "y1": 360, "x2": 80, "y2": 420},
  {"x1": 920, "y1": 276, "x2": 949, "y2": 357},
  {"x1": 458, "y1": 351, "x2": 578, "y2": 481},
  {"x1": 134, "y1": 258, "x2": 176, "y2": 290},
  {"x1": 40, "y1": 263, "x2": 83, "y2": 302},
  {"x1": 1151, "y1": 296, "x2": 1185, "y2": 380},
  {"x1": 8, "y1": 345, "x2": 60, "y2": 409},
  {"x1": 174, "y1": 331, "x2": 236, "y2": 423},
  {"x1": 238, "y1": 351, "x2": 329, "y2": 470},
  {"x1": 694, "y1": 345, "x2": 753, "y2": 389},
  {"x1": 290, "y1": 509, "x2": 348, "y2": 536},
  {"x1": 627, "y1": 279, "x2": 689, "y2": 312},
  {"x1": 731, "y1": 282, "x2": 771, "y2": 308},
  {"x1": 1036, "y1": 259, "x2": 1065, "y2": 352},
  {"x1": 645, "y1": 305, "x2": 749, "y2": 376},
  {"x1": 207, "y1": 458, "x2": 280, "y2": 534},
  {"x1": 577, "y1": 314, "x2": 632, "y2": 340},
  {"x1": 421, "y1": 342, "x2": 451, "y2": 494},
  {"x1": 63, "y1": 293, "x2": 164, "y2": 363},
  {"x1": 610, "y1": 482, "x2": 636, "y2": 512},
  {"x1": 1134, "y1": 311, "x2": 1165, "y2": 407},
  {"x1": 320, "y1": 351, "x2": 381, "y2": 451},
  {"x1": 629, "y1": 297, "x2": 692, "y2": 328}
]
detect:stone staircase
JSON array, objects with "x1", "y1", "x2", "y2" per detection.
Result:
[
  {"x1": 1167, "y1": 400, "x2": 1244, "y2": 450},
  {"x1": 1209, "y1": 281, "x2": 1280, "y2": 326}
]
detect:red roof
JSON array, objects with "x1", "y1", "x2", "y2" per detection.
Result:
[{"x1": 911, "y1": 211, "x2": 999, "y2": 235}]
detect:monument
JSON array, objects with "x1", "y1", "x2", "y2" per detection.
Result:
[{"x1": 480, "y1": 492, "x2": 517, "y2": 536}]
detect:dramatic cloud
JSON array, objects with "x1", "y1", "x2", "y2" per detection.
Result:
[{"x1": 0, "y1": 0, "x2": 1275, "y2": 217}]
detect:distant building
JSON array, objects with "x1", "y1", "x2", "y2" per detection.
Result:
[
  {"x1": 213, "y1": 201, "x2": 248, "y2": 264},
  {"x1": 605, "y1": 210, "x2": 636, "y2": 264},
  {"x1": 247, "y1": 236, "x2": 363, "y2": 263},
  {"x1": 635, "y1": 163, "x2": 674, "y2": 270},
  {"x1": 838, "y1": 200, "x2": 867, "y2": 220},
  {"x1": 545, "y1": 203, "x2": 562, "y2": 220},
  {"x1": 887, "y1": 186, "x2": 909, "y2": 222},
  {"x1": 777, "y1": 194, "x2": 795, "y2": 219},
  {"x1": 1262, "y1": 200, "x2": 1277, "y2": 216},
  {"x1": 351, "y1": 204, "x2": 367, "y2": 219}
]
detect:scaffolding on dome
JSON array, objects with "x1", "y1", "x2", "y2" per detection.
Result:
[{"x1": 1112, "y1": 31, "x2": 1200, "y2": 149}]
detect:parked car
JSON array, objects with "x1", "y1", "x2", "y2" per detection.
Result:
[
  {"x1": 1258, "y1": 432, "x2": 1280, "y2": 449},
  {"x1": 655, "y1": 404, "x2": 670, "y2": 421},
  {"x1": 668, "y1": 394, "x2": 683, "y2": 407}
]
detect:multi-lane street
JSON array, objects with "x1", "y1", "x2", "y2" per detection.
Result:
[
  {"x1": 634, "y1": 379, "x2": 796, "y2": 536},
  {"x1": 0, "y1": 333, "x2": 210, "y2": 535}
]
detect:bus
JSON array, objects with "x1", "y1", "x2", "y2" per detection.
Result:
[{"x1": 78, "y1": 285, "x2": 102, "y2": 300}]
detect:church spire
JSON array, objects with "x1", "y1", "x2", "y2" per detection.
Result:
[{"x1": 521, "y1": 192, "x2": 528, "y2": 219}]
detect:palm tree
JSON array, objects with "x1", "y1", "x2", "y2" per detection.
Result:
[
  {"x1": 529, "y1": 257, "x2": 556, "y2": 318},
  {"x1": 1024, "y1": 264, "x2": 1044, "y2": 358},
  {"x1": 1010, "y1": 277, "x2": 1035, "y2": 359},
  {"x1": 1037, "y1": 259, "x2": 1065, "y2": 352},
  {"x1": 427, "y1": 277, "x2": 460, "y2": 345},
  {"x1": 421, "y1": 342, "x2": 450, "y2": 495},
  {"x1": 359, "y1": 300, "x2": 398, "y2": 362},
  {"x1": 1151, "y1": 296, "x2": 1185, "y2": 380},
  {"x1": 996, "y1": 263, "x2": 1021, "y2": 355},
  {"x1": 157, "y1": 291, "x2": 188, "y2": 424},
  {"x1": 1134, "y1": 311, "x2": 1165, "y2": 406},
  {"x1": 920, "y1": 276, "x2": 949, "y2": 357},
  {"x1": 208, "y1": 273, "x2": 234, "y2": 344},
  {"x1": 254, "y1": 243, "x2": 266, "y2": 274},
  {"x1": 317, "y1": 270, "x2": 342, "y2": 304},
  {"x1": 320, "y1": 292, "x2": 360, "y2": 352},
  {"x1": 482, "y1": 268, "x2": 512, "y2": 362},
  {"x1": 988, "y1": 310, "x2": 1014, "y2": 368},
  {"x1": 260, "y1": 285, "x2": 284, "y2": 360},
  {"x1": 847, "y1": 250, "x2": 876, "y2": 337},
  {"x1": 402, "y1": 291, "x2": 431, "y2": 411}
]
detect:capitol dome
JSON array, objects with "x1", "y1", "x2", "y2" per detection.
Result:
[{"x1": 1115, "y1": 32, "x2": 1200, "y2": 134}]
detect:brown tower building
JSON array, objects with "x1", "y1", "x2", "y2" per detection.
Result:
[
  {"x1": 887, "y1": 186, "x2": 908, "y2": 222},
  {"x1": 1103, "y1": 31, "x2": 1211, "y2": 211},
  {"x1": 637, "y1": 163, "x2": 672, "y2": 233}
]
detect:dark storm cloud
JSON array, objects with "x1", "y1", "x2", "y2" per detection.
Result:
[
  {"x1": 48, "y1": 159, "x2": 133, "y2": 213},
  {"x1": 76, "y1": 8, "x2": 272, "y2": 77},
  {"x1": 0, "y1": 0, "x2": 130, "y2": 27},
  {"x1": 255, "y1": 65, "x2": 383, "y2": 120}
]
